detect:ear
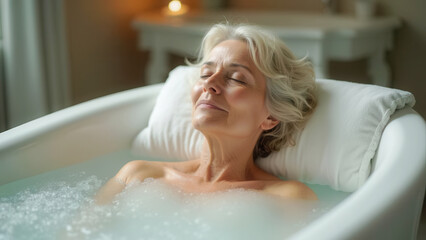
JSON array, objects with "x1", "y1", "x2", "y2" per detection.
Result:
[{"x1": 261, "y1": 115, "x2": 279, "y2": 131}]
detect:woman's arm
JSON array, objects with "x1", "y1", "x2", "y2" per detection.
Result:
[
  {"x1": 264, "y1": 180, "x2": 318, "y2": 200},
  {"x1": 94, "y1": 176, "x2": 127, "y2": 205},
  {"x1": 94, "y1": 160, "x2": 165, "y2": 204}
]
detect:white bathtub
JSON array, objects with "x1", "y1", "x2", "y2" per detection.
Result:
[{"x1": 0, "y1": 83, "x2": 425, "y2": 239}]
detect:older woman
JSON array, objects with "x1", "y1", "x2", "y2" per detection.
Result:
[{"x1": 96, "y1": 23, "x2": 317, "y2": 204}]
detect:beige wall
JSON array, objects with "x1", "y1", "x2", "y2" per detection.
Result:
[
  {"x1": 228, "y1": 0, "x2": 324, "y2": 11},
  {"x1": 64, "y1": 0, "x2": 160, "y2": 104},
  {"x1": 376, "y1": 0, "x2": 426, "y2": 118},
  {"x1": 65, "y1": 0, "x2": 426, "y2": 118}
]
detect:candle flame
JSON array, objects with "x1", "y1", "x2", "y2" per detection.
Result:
[{"x1": 168, "y1": 0, "x2": 182, "y2": 12}]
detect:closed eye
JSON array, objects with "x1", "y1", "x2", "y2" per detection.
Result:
[{"x1": 228, "y1": 77, "x2": 246, "y2": 85}]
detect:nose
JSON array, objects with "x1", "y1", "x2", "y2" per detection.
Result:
[{"x1": 203, "y1": 73, "x2": 222, "y2": 94}]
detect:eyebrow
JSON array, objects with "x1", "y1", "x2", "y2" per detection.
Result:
[
  {"x1": 230, "y1": 63, "x2": 252, "y2": 74},
  {"x1": 202, "y1": 61, "x2": 252, "y2": 74}
]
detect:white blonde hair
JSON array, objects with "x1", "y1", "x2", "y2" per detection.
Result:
[{"x1": 191, "y1": 23, "x2": 317, "y2": 159}]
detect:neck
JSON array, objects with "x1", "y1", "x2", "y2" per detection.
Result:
[{"x1": 194, "y1": 134, "x2": 260, "y2": 183}]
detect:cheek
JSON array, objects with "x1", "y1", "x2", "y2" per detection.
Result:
[
  {"x1": 226, "y1": 88, "x2": 264, "y2": 110},
  {"x1": 226, "y1": 88, "x2": 247, "y2": 104},
  {"x1": 226, "y1": 88, "x2": 269, "y2": 123},
  {"x1": 191, "y1": 82, "x2": 203, "y2": 105}
]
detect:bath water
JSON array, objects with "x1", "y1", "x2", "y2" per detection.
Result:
[{"x1": 0, "y1": 151, "x2": 351, "y2": 240}]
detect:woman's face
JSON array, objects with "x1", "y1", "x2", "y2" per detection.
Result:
[{"x1": 191, "y1": 39, "x2": 276, "y2": 139}]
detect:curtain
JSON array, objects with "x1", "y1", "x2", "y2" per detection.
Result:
[{"x1": 0, "y1": 0, "x2": 69, "y2": 130}]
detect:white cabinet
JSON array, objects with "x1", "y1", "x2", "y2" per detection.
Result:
[{"x1": 133, "y1": 11, "x2": 400, "y2": 86}]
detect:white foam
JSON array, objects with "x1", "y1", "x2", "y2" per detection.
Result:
[
  {"x1": 0, "y1": 156, "x2": 349, "y2": 240},
  {"x1": 62, "y1": 178, "x2": 323, "y2": 240},
  {"x1": 0, "y1": 174, "x2": 103, "y2": 240}
]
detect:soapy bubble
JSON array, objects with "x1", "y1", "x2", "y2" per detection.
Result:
[{"x1": 0, "y1": 166, "x2": 349, "y2": 240}]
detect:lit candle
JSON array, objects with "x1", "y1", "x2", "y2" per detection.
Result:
[{"x1": 162, "y1": 0, "x2": 188, "y2": 16}]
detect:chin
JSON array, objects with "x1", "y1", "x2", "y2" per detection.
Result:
[{"x1": 192, "y1": 117, "x2": 226, "y2": 136}]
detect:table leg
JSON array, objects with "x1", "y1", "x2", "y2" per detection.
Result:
[
  {"x1": 146, "y1": 48, "x2": 169, "y2": 85},
  {"x1": 368, "y1": 50, "x2": 391, "y2": 87}
]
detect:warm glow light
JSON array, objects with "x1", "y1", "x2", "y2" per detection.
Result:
[
  {"x1": 168, "y1": 0, "x2": 182, "y2": 12},
  {"x1": 163, "y1": 0, "x2": 188, "y2": 16}
]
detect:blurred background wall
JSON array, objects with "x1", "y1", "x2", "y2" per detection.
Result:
[
  {"x1": 64, "y1": 0, "x2": 155, "y2": 104},
  {"x1": 64, "y1": 0, "x2": 425, "y2": 117}
]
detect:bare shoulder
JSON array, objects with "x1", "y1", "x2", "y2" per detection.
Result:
[
  {"x1": 115, "y1": 160, "x2": 166, "y2": 184},
  {"x1": 264, "y1": 180, "x2": 318, "y2": 200},
  {"x1": 115, "y1": 160, "x2": 199, "y2": 184}
]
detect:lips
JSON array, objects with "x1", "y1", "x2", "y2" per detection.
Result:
[{"x1": 196, "y1": 99, "x2": 227, "y2": 112}]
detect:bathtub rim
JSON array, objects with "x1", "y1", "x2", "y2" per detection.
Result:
[
  {"x1": 0, "y1": 84, "x2": 163, "y2": 151},
  {"x1": 290, "y1": 107, "x2": 426, "y2": 240},
  {"x1": 0, "y1": 83, "x2": 424, "y2": 240},
  {"x1": 0, "y1": 84, "x2": 163, "y2": 185}
]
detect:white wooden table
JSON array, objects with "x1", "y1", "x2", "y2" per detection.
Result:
[{"x1": 133, "y1": 11, "x2": 400, "y2": 86}]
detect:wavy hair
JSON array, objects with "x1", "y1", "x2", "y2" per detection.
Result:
[{"x1": 190, "y1": 23, "x2": 317, "y2": 159}]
